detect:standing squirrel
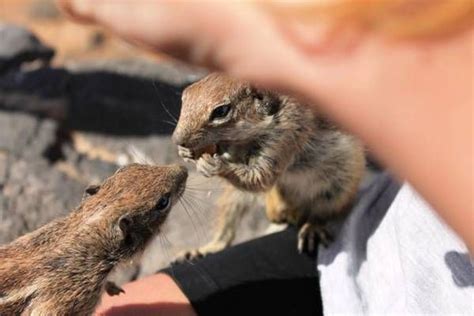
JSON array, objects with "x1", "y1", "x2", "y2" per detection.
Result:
[
  {"x1": 172, "y1": 73, "x2": 365, "y2": 257},
  {"x1": 0, "y1": 163, "x2": 187, "y2": 315}
]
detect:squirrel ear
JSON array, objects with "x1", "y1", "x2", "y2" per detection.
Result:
[
  {"x1": 118, "y1": 215, "x2": 134, "y2": 246},
  {"x1": 119, "y1": 215, "x2": 131, "y2": 233},
  {"x1": 83, "y1": 184, "x2": 100, "y2": 199},
  {"x1": 253, "y1": 90, "x2": 280, "y2": 116}
]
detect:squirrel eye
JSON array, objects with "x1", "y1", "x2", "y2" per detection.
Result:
[
  {"x1": 210, "y1": 104, "x2": 231, "y2": 121},
  {"x1": 154, "y1": 193, "x2": 171, "y2": 211}
]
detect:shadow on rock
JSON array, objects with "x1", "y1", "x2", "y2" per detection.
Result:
[{"x1": 0, "y1": 65, "x2": 189, "y2": 136}]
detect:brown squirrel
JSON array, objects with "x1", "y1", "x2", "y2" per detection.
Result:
[
  {"x1": 172, "y1": 73, "x2": 365, "y2": 258},
  {"x1": 0, "y1": 163, "x2": 187, "y2": 315}
]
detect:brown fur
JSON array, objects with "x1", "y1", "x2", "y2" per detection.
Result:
[
  {"x1": 173, "y1": 73, "x2": 365, "y2": 256},
  {"x1": 0, "y1": 164, "x2": 187, "y2": 315}
]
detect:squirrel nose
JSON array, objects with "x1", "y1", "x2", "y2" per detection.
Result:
[
  {"x1": 171, "y1": 163, "x2": 188, "y2": 178},
  {"x1": 172, "y1": 131, "x2": 188, "y2": 147}
]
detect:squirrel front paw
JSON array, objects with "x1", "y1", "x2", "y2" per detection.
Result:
[
  {"x1": 196, "y1": 153, "x2": 224, "y2": 177},
  {"x1": 177, "y1": 145, "x2": 196, "y2": 163},
  {"x1": 173, "y1": 248, "x2": 206, "y2": 263}
]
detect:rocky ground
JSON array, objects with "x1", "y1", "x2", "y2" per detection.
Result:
[{"x1": 0, "y1": 23, "x2": 271, "y2": 284}]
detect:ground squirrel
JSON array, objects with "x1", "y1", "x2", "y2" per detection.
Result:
[
  {"x1": 172, "y1": 73, "x2": 365, "y2": 257},
  {"x1": 0, "y1": 163, "x2": 187, "y2": 315}
]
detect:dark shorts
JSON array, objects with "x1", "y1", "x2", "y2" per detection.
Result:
[{"x1": 161, "y1": 227, "x2": 323, "y2": 316}]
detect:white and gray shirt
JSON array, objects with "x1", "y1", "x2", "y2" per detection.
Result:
[{"x1": 318, "y1": 173, "x2": 473, "y2": 315}]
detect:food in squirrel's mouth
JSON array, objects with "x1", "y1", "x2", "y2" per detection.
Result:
[{"x1": 194, "y1": 144, "x2": 218, "y2": 158}]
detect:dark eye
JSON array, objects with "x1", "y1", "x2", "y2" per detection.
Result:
[
  {"x1": 154, "y1": 193, "x2": 170, "y2": 211},
  {"x1": 210, "y1": 104, "x2": 231, "y2": 121}
]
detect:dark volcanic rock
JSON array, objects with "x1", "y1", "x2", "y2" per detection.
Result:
[
  {"x1": 0, "y1": 24, "x2": 54, "y2": 73},
  {"x1": 0, "y1": 114, "x2": 121, "y2": 244},
  {"x1": 0, "y1": 59, "x2": 206, "y2": 135},
  {"x1": 66, "y1": 66, "x2": 183, "y2": 135},
  {"x1": 0, "y1": 112, "x2": 78, "y2": 243},
  {"x1": 0, "y1": 111, "x2": 125, "y2": 244}
]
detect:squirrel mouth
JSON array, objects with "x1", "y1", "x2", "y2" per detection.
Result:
[{"x1": 194, "y1": 143, "x2": 219, "y2": 158}]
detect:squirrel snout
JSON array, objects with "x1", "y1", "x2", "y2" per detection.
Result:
[
  {"x1": 171, "y1": 130, "x2": 186, "y2": 147},
  {"x1": 170, "y1": 164, "x2": 188, "y2": 192},
  {"x1": 173, "y1": 164, "x2": 188, "y2": 179}
]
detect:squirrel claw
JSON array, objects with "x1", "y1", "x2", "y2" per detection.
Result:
[
  {"x1": 178, "y1": 146, "x2": 195, "y2": 161},
  {"x1": 196, "y1": 154, "x2": 223, "y2": 177},
  {"x1": 183, "y1": 157, "x2": 195, "y2": 164},
  {"x1": 105, "y1": 281, "x2": 125, "y2": 296},
  {"x1": 173, "y1": 249, "x2": 204, "y2": 264},
  {"x1": 173, "y1": 241, "x2": 228, "y2": 264},
  {"x1": 297, "y1": 223, "x2": 333, "y2": 254}
]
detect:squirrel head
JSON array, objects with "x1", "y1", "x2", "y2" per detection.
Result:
[
  {"x1": 80, "y1": 163, "x2": 187, "y2": 256},
  {"x1": 172, "y1": 73, "x2": 281, "y2": 151}
]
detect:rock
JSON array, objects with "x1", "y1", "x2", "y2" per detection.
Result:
[
  {"x1": 0, "y1": 67, "x2": 68, "y2": 119},
  {"x1": 0, "y1": 116, "x2": 76, "y2": 243},
  {"x1": 0, "y1": 111, "x2": 44, "y2": 157},
  {"x1": 65, "y1": 65, "x2": 183, "y2": 135},
  {"x1": 0, "y1": 24, "x2": 54, "y2": 73},
  {"x1": 65, "y1": 59, "x2": 206, "y2": 87},
  {"x1": 0, "y1": 59, "x2": 207, "y2": 134},
  {"x1": 0, "y1": 151, "x2": 7, "y2": 184}
]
